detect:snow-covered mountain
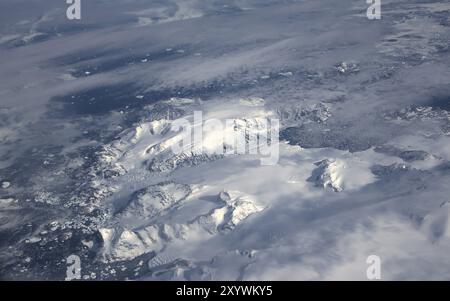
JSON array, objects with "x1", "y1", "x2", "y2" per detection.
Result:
[{"x1": 1, "y1": 0, "x2": 450, "y2": 280}]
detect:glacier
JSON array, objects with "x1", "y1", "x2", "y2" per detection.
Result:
[{"x1": 1, "y1": 0, "x2": 450, "y2": 280}]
